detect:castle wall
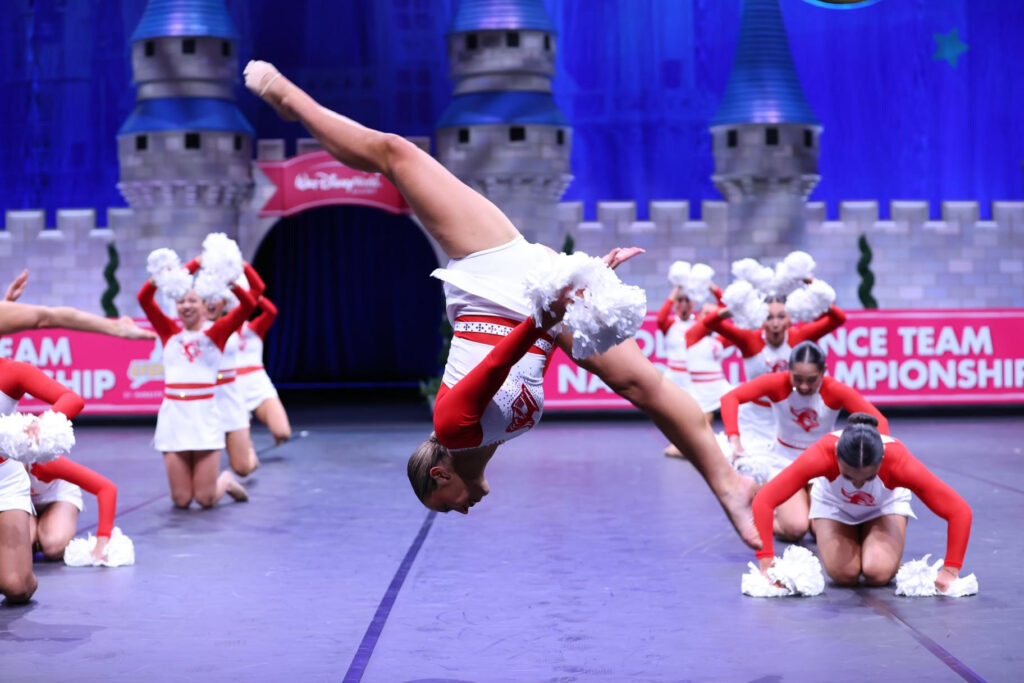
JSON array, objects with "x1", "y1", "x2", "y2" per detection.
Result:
[{"x1": 564, "y1": 199, "x2": 1024, "y2": 310}]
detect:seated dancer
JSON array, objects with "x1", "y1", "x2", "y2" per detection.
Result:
[
  {"x1": 705, "y1": 292, "x2": 845, "y2": 440},
  {"x1": 234, "y1": 292, "x2": 292, "y2": 445},
  {"x1": 0, "y1": 358, "x2": 117, "y2": 603},
  {"x1": 138, "y1": 258, "x2": 255, "y2": 508},
  {"x1": 244, "y1": 60, "x2": 761, "y2": 547},
  {"x1": 721, "y1": 341, "x2": 886, "y2": 542},
  {"x1": 204, "y1": 262, "x2": 266, "y2": 476},
  {"x1": 753, "y1": 413, "x2": 972, "y2": 589}
]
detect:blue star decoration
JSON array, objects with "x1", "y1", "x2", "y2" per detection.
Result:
[{"x1": 933, "y1": 28, "x2": 968, "y2": 68}]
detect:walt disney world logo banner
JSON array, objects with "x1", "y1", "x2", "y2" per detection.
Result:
[{"x1": 256, "y1": 150, "x2": 411, "y2": 218}]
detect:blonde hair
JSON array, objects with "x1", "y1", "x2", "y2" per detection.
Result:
[{"x1": 407, "y1": 433, "x2": 450, "y2": 503}]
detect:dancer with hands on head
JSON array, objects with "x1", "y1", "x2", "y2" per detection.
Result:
[
  {"x1": 752, "y1": 413, "x2": 972, "y2": 591},
  {"x1": 244, "y1": 59, "x2": 762, "y2": 548},
  {"x1": 138, "y1": 246, "x2": 256, "y2": 508}
]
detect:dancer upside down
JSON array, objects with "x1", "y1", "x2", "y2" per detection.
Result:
[
  {"x1": 245, "y1": 60, "x2": 761, "y2": 548},
  {"x1": 753, "y1": 413, "x2": 972, "y2": 590}
]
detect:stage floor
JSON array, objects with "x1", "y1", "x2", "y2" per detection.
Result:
[{"x1": 1, "y1": 405, "x2": 1020, "y2": 682}]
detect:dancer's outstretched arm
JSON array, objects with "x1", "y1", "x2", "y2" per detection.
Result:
[{"x1": 244, "y1": 61, "x2": 519, "y2": 260}]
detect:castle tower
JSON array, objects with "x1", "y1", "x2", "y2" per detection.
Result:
[
  {"x1": 436, "y1": 0, "x2": 572, "y2": 248},
  {"x1": 117, "y1": 0, "x2": 253, "y2": 305},
  {"x1": 710, "y1": 0, "x2": 821, "y2": 260}
]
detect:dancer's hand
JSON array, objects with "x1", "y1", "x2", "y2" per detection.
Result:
[
  {"x1": 5, "y1": 269, "x2": 28, "y2": 302},
  {"x1": 759, "y1": 557, "x2": 787, "y2": 588},
  {"x1": 24, "y1": 419, "x2": 40, "y2": 444},
  {"x1": 91, "y1": 535, "x2": 111, "y2": 562},
  {"x1": 540, "y1": 285, "x2": 575, "y2": 330},
  {"x1": 113, "y1": 316, "x2": 157, "y2": 340},
  {"x1": 728, "y1": 435, "x2": 744, "y2": 460},
  {"x1": 602, "y1": 247, "x2": 645, "y2": 270},
  {"x1": 935, "y1": 565, "x2": 959, "y2": 593}
]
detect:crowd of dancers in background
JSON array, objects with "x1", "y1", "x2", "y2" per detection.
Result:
[{"x1": 0, "y1": 59, "x2": 975, "y2": 605}]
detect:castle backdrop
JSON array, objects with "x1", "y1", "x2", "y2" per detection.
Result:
[{"x1": 1, "y1": 0, "x2": 1021, "y2": 385}]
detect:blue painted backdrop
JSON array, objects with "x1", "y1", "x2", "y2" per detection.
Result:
[{"x1": 1, "y1": 0, "x2": 1021, "y2": 221}]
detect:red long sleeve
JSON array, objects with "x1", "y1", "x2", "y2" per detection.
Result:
[
  {"x1": 136, "y1": 281, "x2": 180, "y2": 346},
  {"x1": 243, "y1": 263, "x2": 267, "y2": 299},
  {"x1": 434, "y1": 319, "x2": 548, "y2": 449},
  {"x1": 706, "y1": 314, "x2": 765, "y2": 357},
  {"x1": 753, "y1": 440, "x2": 838, "y2": 560},
  {"x1": 819, "y1": 377, "x2": 889, "y2": 435},
  {"x1": 656, "y1": 297, "x2": 676, "y2": 335},
  {"x1": 879, "y1": 445, "x2": 972, "y2": 570},
  {"x1": 31, "y1": 457, "x2": 117, "y2": 538},
  {"x1": 789, "y1": 306, "x2": 846, "y2": 345},
  {"x1": 206, "y1": 285, "x2": 257, "y2": 350},
  {"x1": 249, "y1": 297, "x2": 278, "y2": 340},
  {"x1": 720, "y1": 372, "x2": 791, "y2": 436},
  {"x1": 0, "y1": 359, "x2": 85, "y2": 419}
]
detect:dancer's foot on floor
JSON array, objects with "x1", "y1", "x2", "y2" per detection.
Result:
[
  {"x1": 243, "y1": 60, "x2": 297, "y2": 121},
  {"x1": 219, "y1": 470, "x2": 249, "y2": 502},
  {"x1": 663, "y1": 444, "x2": 687, "y2": 459},
  {"x1": 718, "y1": 473, "x2": 761, "y2": 550}
]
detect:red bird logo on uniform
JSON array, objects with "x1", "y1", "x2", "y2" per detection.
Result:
[
  {"x1": 181, "y1": 339, "x2": 201, "y2": 363},
  {"x1": 506, "y1": 384, "x2": 540, "y2": 433},
  {"x1": 840, "y1": 488, "x2": 876, "y2": 506},
  {"x1": 790, "y1": 406, "x2": 820, "y2": 432},
  {"x1": 770, "y1": 359, "x2": 789, "y2": 372}
]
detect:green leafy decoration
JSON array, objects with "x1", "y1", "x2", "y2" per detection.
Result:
[
  {"x1": 857, "y1": 233, "x2": 878, "y2": 309},
  {"x1": 101, "y1": 242, "x2": 120, "y2": 317},
  {"x1": 561, "y1": 233, "x2": 575, "y2": 255}
]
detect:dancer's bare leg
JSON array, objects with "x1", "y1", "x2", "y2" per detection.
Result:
[
  {"x1": 564, "y1": 335, "x2": 761, "y2": 549},
  {"x1": 190, "y1": 451, "x2": 247, "y2": 507},
  {"x1": 34, "y1": 502, "x2": 79, "y2": 560},
  {"x1": 254, "y1": 397, "x2": 291, "y2": 444},
  {"x1": 163, "y1": 451, "x2": 196, "y2": 508},
  {"x1": 244, "y1": 61, "x2": 518, "y2": 259},
  {"x1": 226, "y1": 428, "x2": 258, "y2": 476},
  {"x1": 0, "y1": 510, "x2": 37, "y2": 604}
]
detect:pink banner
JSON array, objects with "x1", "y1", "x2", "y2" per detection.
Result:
[
  {"x1": 257, "y1": 150, "x2": 411, "y2": 217},
  {"x1": 543, "y1": 309, "x2": 1024, "y2": 410},
  {"x1": 2, "y1": 322, "x2": 163, "y2": 415}
]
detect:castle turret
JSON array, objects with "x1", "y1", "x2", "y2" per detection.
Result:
[
  {"x1": 710, "y1": 0, "x2": 821, "y2": 260},
  {"x1": 436, "y1": 0, "x2": 572, "y2": 248},
  {"x1": 117, "y1": 0, "x2": 253, "y2": 306}
]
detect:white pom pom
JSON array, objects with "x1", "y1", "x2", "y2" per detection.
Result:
[
  {"x1": 64, "y1": 527, "x2": 136, "y2": 568},
  {"x1": 0, "y1": 413, "x2": 37, "y2": 464},
  {"x1": 201, "y1": 233, "x2": 244, "y2": 285},
  {"x1": 894, "y1": 555, "x2": 979, "y2": 597},
  {"x1": 742, "y1": 546, "x2": 824, "y2": 597},
  {"x1": 193, "y1": 269, "x2": 225, "y2": 301},
  {"x1": 783, "y1": 251, "x2": 816, "y2": 281},
  {"x1": 146, "y1": 248, "x2": 181, "y2": 278},
  {"x1": 805, "y1": 279, "x2": 836, "y2": 312},
  {"x1": 722, "y1": 281, "x2": 768, "y2": 329},
  {"x1": 35, "y1": 410, "x2": 75, "y2": 458},
  {"x1": 684, "y1": 263, "x2": 715, "y2": 304},
  {"x1": 524, "y1": 252, "x2": 647, "y2": 359},
  {"x1": 0, "y1": 411, "x2": 74, "y2": 465},
  {"x1": 731, "y1": 258, "x2": 761, "y2": 283},
  {"x1": 668, "y1": 261, "x2": 691, "y2": 287},
  {"x1": 784, "y1": 288, "x2": 815, "y2": 322},
  {"x1": 155, "y1": 267, "x2": 193, "y2": 302}
]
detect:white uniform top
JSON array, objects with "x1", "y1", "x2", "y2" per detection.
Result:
[
  {"x1": 687, "y1": 335, "x2": 727, "y2": 382},
  {"x1": 162, "y1": 329, "x2": 223, "y2": 388},
  {"x1": 771, "y1": 389, "x2": 841, "y2": 458},
  {"x1": 663, "y1": 317, "x2": 693, "y2": 374},
  {"x1": 742, "y1": 334, "x2": 791, "y2": 380},
  {"x1": 236, "y1": 323, "x2": 264, "y2": 369},
  {"x1": 433, "y1": 238, "x2": 555, "y2": 448},
  {"x1": 810, "y1": 433, "x2": 915, "y2": 524},
  {"x1": 0, "y1": 389, "x2": 17, "y2": 417}
]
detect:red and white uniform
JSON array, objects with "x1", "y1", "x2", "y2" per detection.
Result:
[
  {"x1": 656, "y1": 298, "x2": 693, "y2": 391},
  {"x1": 753, "y1": 432, "x2": 972, "y2": 570},
  {"x1": 722, "y1": 372, "x2": 888, "y2": 478},
  {"x1": 235, "y1": 297, "x2": 279, "y2": 411},
  {"x1": 707, "y1": 306, "x2": 846, "y2": 440},
  {"x1": 0, "y1": 360, "x2": 117, "y2": 537},
  {"x1": 682, "y1": 310, "x2": 733, "y2": 413},
  {"x1": 138, "y1": 276, "x2": 255, "y2": 452},
  {"x1": 431, "y1": 237, "x2": 558, "y2": 449},
  {"x1": 214, "y1": 264, "x2": 266, "y2": 431}
]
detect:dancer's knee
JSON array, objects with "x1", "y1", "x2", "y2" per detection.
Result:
[
  {"x1": 38, "y1": 535, "x2": 70, "y2": 561},
  {"x1": 861, "y1": 557, "x2": 899, "y2": 586},
  {"x1": 0, "y1": 572, "x2": 37, "y2": 604},
  {"x1": 774, "y1": 524, "x2": 808, "y2": 544},
  {"x1": 170, "y1": 491, "x2": 194, "y2": 509},
  {"x1": 377, "y1": 132, "x2": 418, "y2": 177}
]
